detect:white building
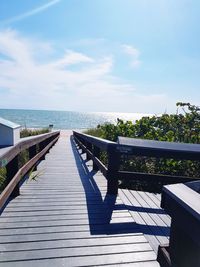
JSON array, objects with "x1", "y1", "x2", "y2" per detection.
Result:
[{"x1": 0, "y1": 117, "x2": 21, "y2": 146}]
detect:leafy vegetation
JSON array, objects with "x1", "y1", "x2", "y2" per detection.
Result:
[
  {"x1": 0, "y1": 167, "x2": 6, "y2": 193},
  {"x1": 88, "y1": 103, "x2": 200, "y2": 143},
  {"x1": 20, "y1": 128, "x2": 50, "y2": 138},
  {"x1": 85, "y1": 103, "x2": 200, "y2": 192}
]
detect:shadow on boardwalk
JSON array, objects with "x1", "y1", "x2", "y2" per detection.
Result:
[{"x1": 71, "y1": 136, "x2": 170, "y2": 237}]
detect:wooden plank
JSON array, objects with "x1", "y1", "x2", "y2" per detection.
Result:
[
  {"x1": 0, "y1": 212, "x2": 131, "y2": 223},
  {"x1": 0, "y1": 243, "x2": 153, "y2": 262},
  {"x1": 0, "y1": 251, "x2": 158, "y2": 266},
  {"x1": 0, "y1": 235, "x2": 147, "y2": 252},
  {"x1": 0, "y1": 222, "x2": 139, "y2": 236},
  {"x1": 0, "y1": 217, "x2": 134, "y2": 229},
  {"x1": 0, "y1": 232, "x2": 141, "y2": 244}
]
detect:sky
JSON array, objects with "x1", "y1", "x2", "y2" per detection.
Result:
[{"x1": 0, "y1": 0, "x2": 199, "y2": 114}]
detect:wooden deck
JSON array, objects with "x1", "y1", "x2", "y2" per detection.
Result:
[{"x1": 0, "y1": 131, "x2": 170, "y2": 266}]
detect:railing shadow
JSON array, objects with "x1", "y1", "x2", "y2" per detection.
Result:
[{"x1": 71, "y1": 136, "x2": 170, "y2": 237}]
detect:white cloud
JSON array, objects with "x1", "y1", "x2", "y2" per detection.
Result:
[
  {"x1": 48, "y1": 50, "x2": 94, "y2": 68},
  {"x1": 122, "y1": 44, "x2": 141, "y2": 68},
  {"x1": 1, "y1": 0, "x2": 61, "y2": 25},
  {"x1": 0, "y1": 29, "x2": 172, "y2": 113},
  {"x1": 122, "y1": 45, "x2": 140, "y2": 58}
]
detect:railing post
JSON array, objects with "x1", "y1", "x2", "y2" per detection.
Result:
[
  {"x1": 6, "y1": 155, "x2": 19, "y2": 197},
  {"x1": 81, "y1": 139, "x2": 86, "y2": 154},
  {"x1": 39, "y1": 140, "x2": 47, "y2": 160},
  {"x1": 106, "y1": 145, "x2": 120, "y2": 195},
  {"x1": 157, "y1": 183, "x2": 200, "y2": 267},
  {"x1": 86, "y1": 142, "x2": 92, "y2": 160},
  {"x1": 93, "y1": 145, "x2": 100, "y2": 171},
  {"x1": 29, "y1": 145, "x2": 37, "y2": 159},
  {"x1": 29, "y1": 145, "x2": 37, "y2": 171}
]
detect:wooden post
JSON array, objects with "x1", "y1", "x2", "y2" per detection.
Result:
[
  {"x1": 158, "y1": 183, "x2": 200, "y2": 267},
  {"x1": 86, "y1": 142, "x2": 92, "y2": 160},
  {"x1": 81, "y1": 138, "x2": 87, "y2": 154},
  {"x1": 39, "y1": 140, "x2": 47, "y2": 160},
  {"x1": 6, "y1": 155, "x2": 19, "y2": 197},
  {"x1": 106, "y1": 146, "x2": 120, "y2": 195},
  {"x1": 170, "y1": 219, "x2": 200, "y2": 267},
  {"x1": 93, "y1": 146, "x2": 100, "y2": 171},
  {"x1": 29, "y1": 145, "x2": 37, "y2": 171},
  {"x1": 29, "y1": 145, "x2": 37, "y2": 159}
]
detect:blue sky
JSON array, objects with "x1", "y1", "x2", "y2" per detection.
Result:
[{"x1": 0, "y1": 0, "x2": 199, "y2": 113}]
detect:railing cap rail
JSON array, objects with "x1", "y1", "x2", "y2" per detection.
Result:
[
  {"x1": 163, "y1": 183, "x2": 200, "y2": 220},
  {"x1": 73, "y1": 131, "x2": 116, "y2": 150},
  {"x1": 118, "y1": 136, "x2": 200, "y2": 153},
  {"x1": 0, "y1": 130, "x2": 60, "y2": 167}
]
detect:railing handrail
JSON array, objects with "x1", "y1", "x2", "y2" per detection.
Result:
[
  {"x1": 0, "y1": 131, "x2": 60, "y2": 167},
  {"x1": 73, "y1": 131, "x2": 200, "y2": 195},
  {"x1": 73, "y1": 131, "x2": 116, "y2": 151},
  {"x1": 118, "y1": 136, "x2": 200, "y2": 160}
]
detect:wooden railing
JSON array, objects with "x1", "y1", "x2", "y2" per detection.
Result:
[
  {"x1": 73, "y1": 131, "x2": 200, "y2": 195},
  {"x1": 0, "y1": 131, "x2": 60, "y2": 210},
  {"x1": 73, "y1": 131, "x2": 200, "y2": 266}
]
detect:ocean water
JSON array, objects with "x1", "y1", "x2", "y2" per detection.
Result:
[{"x1": 0, "y1": 109, "x2": 149, "y2": 129}]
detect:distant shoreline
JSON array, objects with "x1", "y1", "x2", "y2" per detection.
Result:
[{"x1": 0, "y1": 109, "x2": 151, "y2": 130}]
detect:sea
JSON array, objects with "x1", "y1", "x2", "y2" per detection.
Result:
[{"x1": 0, "y1": 109, "x2": 150, "y2": 129}]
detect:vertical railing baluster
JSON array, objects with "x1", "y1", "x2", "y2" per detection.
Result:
[
  {"x1": 29, "y1": 145, "x2": 37, "y2": 171},
  {"x1": 86, "y1": 142, "x2": 92, "y2": 160},
  {"x1": 39, "y1": 140, "x2": 47, "y2": 160},
  {"x1": 29, "y1": 145, "x2": 37, "y2": 159},
  {"x1": 93, "y1": 145, "x2": 100, "y2": 171},
  {"x1": 6, "y1": 155, "x2": 19, "y2": 197}
]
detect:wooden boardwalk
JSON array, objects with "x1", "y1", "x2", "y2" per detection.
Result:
[{"x1": 0, "y1": 131, "x2": 170, "y2": 266}]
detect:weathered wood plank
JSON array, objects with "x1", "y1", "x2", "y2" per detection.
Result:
[
  {"x1": 0, "y1": 243, "x2": 153, "y2": 262},
  {"x1": 0, "y1": 232, "x2": 142, "y2": 244},
  {"x1": 0, "y1": 251, "x2": 158, "y2": 267}
]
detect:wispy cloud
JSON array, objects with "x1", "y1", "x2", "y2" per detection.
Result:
[
  {"x1": 48, "y1": 50, "x2": 94, "y2": 69},
  {"x1": 122, "y1": 44, "x2": 141, "y2": 68},
  {"x1": 0, "y1": 29, "x2": 171, "y2": 112},
  {"x1": 1, "y1": 0, "x2": 61, "y2": 25}
]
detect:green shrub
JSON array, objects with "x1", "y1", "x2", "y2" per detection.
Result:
[
  {"x1": 0, "y1": 167, "x2": 6, "y2": 193},
  {"x1": 85, "y1": 102, "x2": 200, "y2": 192},
  {"x1": 20, "y1": 128, "x2": 50, "y2": 138}
]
